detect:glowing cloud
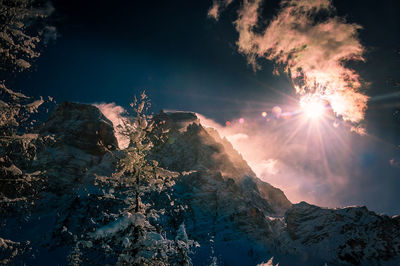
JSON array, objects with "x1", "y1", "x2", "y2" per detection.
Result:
[
  {"x1": 208, "y1": 0, "x2": 234, "y2": 20},
  {"x1": 260, "y1": 159, "x2": 279, "y2": 175},
  {"x1": 230, "y1": 0, "x2": 369, "y2": 124},
  {"x1": 300, "y1": 95, "x2": 325, "y2": 120},
  {"x1": 94, "y1": 103, "x2": 130, "y2": 149},
  {"x1": 196, "y1": 113, "x2": 400, "y2": 213}
]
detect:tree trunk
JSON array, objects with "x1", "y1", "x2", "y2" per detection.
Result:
[{"x1": 132, "y1": 170, "x2": 141, "y2": 258}]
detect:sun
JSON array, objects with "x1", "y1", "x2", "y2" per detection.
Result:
[{"x1": 300, "y1": 96, "x2": 325, "y2": 120}]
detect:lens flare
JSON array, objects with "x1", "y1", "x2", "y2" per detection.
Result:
[
  {"x1": 232, "y1": 0, "x2": 368, "y2": 126},
  {"x1": 300, "y1": 96, "x2": 325, "y2": 120},
  {"x1": 272, "y1": 106, "x2": 282, "y2": 118}
]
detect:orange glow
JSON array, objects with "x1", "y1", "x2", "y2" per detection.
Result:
[
  {"x1": 272, "y1": 106, "x2": 282, "y2": 118},
  {"x1": 300, "y1": 96, "x2": 325, "y2": 120},
  {"x1": 234, "y1": 0, "x2": 368, "y2": 125}
]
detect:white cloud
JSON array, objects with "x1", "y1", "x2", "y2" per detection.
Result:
[
  {"x1": 259, "y1": 159, "x2": 279, "y2": 175},
  {"x1": 94, "y1": 103, "x2": 129, "y2": 149},
  {"x1": 210, "y1": 0, "x2": 368, "y2": 126},
  {"x1": 235, "y1": 0, "x2": 368, "y2": 124},
  {"x1": 197, "y1": 112, "x2": 400, "y2": 213},
  {"x1": 226, "y1": 133, "x2": 249, "y2": 142}
]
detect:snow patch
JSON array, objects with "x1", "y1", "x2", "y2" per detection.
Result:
[{"x1": 91, "y1": 212, "x2": 146, "y2": 239}]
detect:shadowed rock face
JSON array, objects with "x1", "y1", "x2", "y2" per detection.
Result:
[
  {"x1": 166, "y1": 111, "x2": 199, "y2": 124},
  {"x1": 2, "y1": 101, "x2": 400, "y2": 265},
  {"x1": 40, "y1": 102, "x2": 118, "y2": 155},
  {"x1": 153, "y1": 111, "x2": 292, "y2": 217},
  {"x1": 155, "y1": 110, "x2": 200, "y2": 132},
  {"x1": 153, "y1": 112, "x2": 400, "y2": 265},
  {"x1": 280, "y1": 202, "x2": 400, "y2": 265}
]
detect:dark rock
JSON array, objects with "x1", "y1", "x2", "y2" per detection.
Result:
[
  {"x1": 281, "y1": 202, "x2": 400, "y2": 264},
  {"x1": 154, "y1": 110, "x2": 200, "y2": 132},
  {"x1": 2, "y1": 99, "x2": 400, "y2": 265},
  {"x1": 40, "y1": 102, "x2": 118, "y2": 155}
]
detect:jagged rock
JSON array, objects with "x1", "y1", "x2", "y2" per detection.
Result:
[
  {"x1": 40, "y1": 102, "x2": 118, "y2": 155},
  {"x1": 1, "y1": 100, "x2": 400, "y2": 265},
  {"x1": 153, "y1": 112, "x2": 291, "y2": 216},
  {"x1": 279, "y1": 202, "x2": 400, "y2": 265},
  {"x1": 34, "y1": 102, "x2": 120, "y2": 189},
  {"x1": 154, "y1": 110, "x2": 200, "y2": 132},
  {"x1": 149, "y1": 112, "x2": 293, "y2": 264}
]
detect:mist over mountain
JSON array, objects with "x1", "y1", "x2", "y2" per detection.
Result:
[
  {"x1": 1, "y1": 0, "x2": 400, "y2": 264},
  {"x1": 1, "y1": 86, "x2": 400, "y2": 265}
]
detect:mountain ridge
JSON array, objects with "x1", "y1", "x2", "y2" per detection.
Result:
[{"x1": 1, "y1": 91, "x2": 400, "y2": 265}]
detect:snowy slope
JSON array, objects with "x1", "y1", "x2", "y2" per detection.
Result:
[
  {"x1": 1, "y1": 95, "x2": 400, "y2": 265},
  {"x1": 276, "y1": 202, "x2": 400, "y2": 265}
]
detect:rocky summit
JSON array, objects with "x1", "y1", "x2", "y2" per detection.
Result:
[
  {"x1": 1, "y1": 100, "x2": 400, "y2": 265},
  {"x1": 39, "y1": 101, "x2": 118, "y2": 155}
]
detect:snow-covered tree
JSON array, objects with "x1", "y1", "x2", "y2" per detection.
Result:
[
  {"x1": 0, "y1": 82, "x2": 52, "y2": 217},
  {"x1": 173, "y1": 223, "x2": 198, "y2": 266},
  {"x1": 0, "y1": 86, "x2": 52, "y2": 265},
  {"x1": 0, "y1": 0, "x2": 55, "y2": 133},
  {"x1": 0, "y1": 3, "x2": 55, "y2": 259},
  {"x1": 111, "y1": 92, "x2": 176, "y2": 215},
  {"x1": 0, "y1": 82, "x2": 45, "y2": 135},
  {"x1": 0, "y1": 0, "x2": 55, "y2": 73},
  {"x1": 69, "y1": 93, "x2": 197, "y2": 265}
]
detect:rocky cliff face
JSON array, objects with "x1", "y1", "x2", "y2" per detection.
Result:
[
  {"x1": 0, "y1": 99, "x2": 119, "y2": 264},
  {"x1": 278, "y1": 202, "x2": 400, "y2": 265},
  {"x1": 1, "y1": 100, "x2": 400, "y2": 265},
  {"x1": 40, "y1": 101, "x2": 118, "y2": 155}
]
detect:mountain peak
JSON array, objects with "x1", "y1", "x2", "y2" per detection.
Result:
[
  {"x1": 1, "y1": 98, "x2": 400, "y2": 265},
  {"x1": 40, "y1": 101, "x2": 118, "y2": 155}
]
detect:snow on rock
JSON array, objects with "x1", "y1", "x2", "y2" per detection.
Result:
[
  {"x1": 277, "y1": 202, "x2": 400, "y2": 264},
  {"x1": 150, "y1": 111, "x2": 292, "y2": 264},
  {"x1": 39, "y1": 101, "x2": 118, "y2": 155},
  {"x1": 92, "y1": 212, "x2": 147, "y2": 239},
  {"x1": 153, "y1": 111, "x2": 291, "y2": 216},
  {"x1": 1, "y1": 99, "x2": 120, "y2": 264},
  {"x1": 1, "y1": 96, "x2": 400, "y2": 265},
  {"x1": 163, "y1": 110, "x2": 200, "y2": 132}
]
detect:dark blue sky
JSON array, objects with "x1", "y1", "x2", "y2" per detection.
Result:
[
  {"x1": 9, "y1": 0, "x2": 398, "y2": 129},
  {"x1": 5, "y1": 0, "x2": 400, "y2": 214}
]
